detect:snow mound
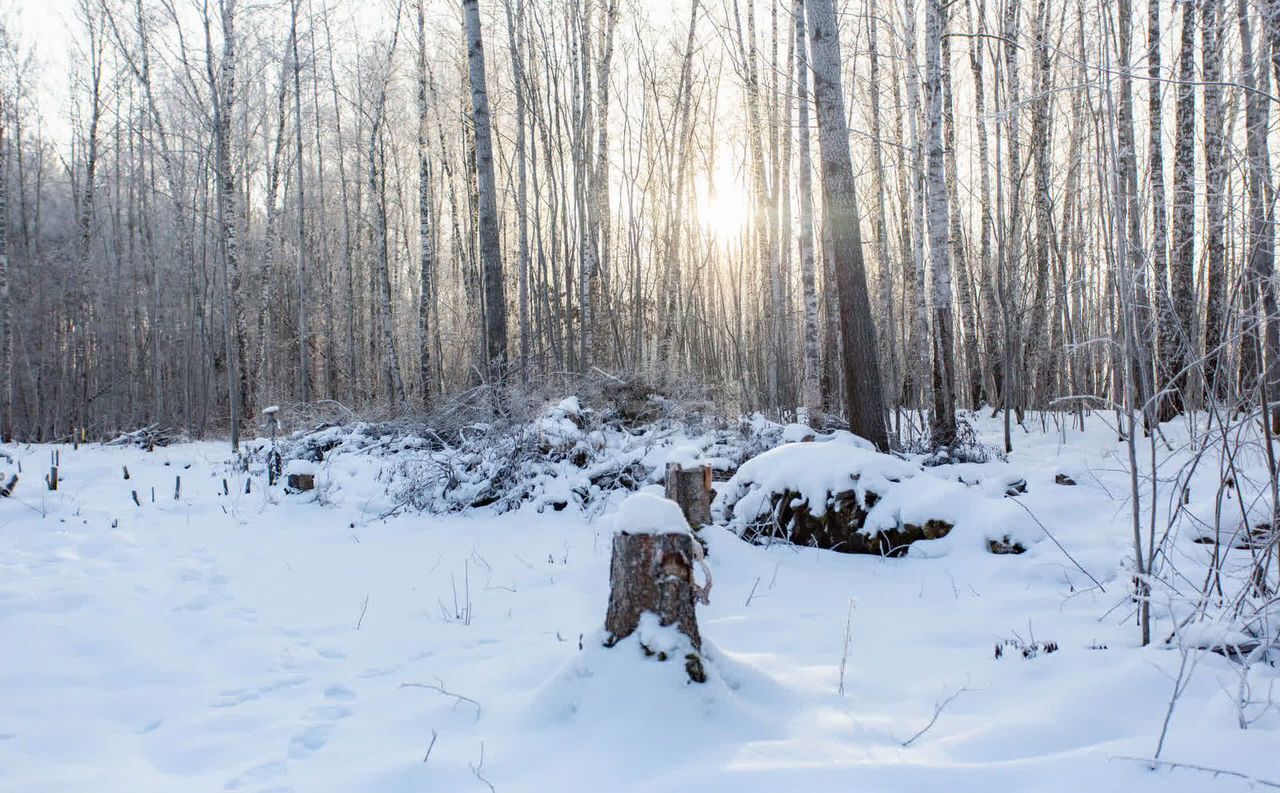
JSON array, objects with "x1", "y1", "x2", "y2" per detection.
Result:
[
  {"x1": 526, "y1": 628, "x2": 785, "y2": 742},
  {"x1": 284, "y1": 459, "x2": 317, "y2": 476},
  {"x1": 714, "y1": 433, "x2": 1037, "y2": 555},
  {"x1": 713, "y1": 433, "x2": 920, "y2": 529},
  {"x1": 613, "y1": 492, "x2": 690, "y2": 535}
]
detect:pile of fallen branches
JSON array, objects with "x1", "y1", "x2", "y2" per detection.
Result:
[{"x1": 103, "y1": 424, "x2": 189, "y2": 450}]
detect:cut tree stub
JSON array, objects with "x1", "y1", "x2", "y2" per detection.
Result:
[
  {"x1": 665, "y1": 463, "x2": 713, "y2": 528},
  {"x1": 286, "y1": 473, "x2": 315, "y2": 493},
  {"x1": 604, "y1": 530, "x2": 705, "y2": 681}
]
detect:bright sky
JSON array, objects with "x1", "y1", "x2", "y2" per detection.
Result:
[{"x1": 8, "y1": 0, "x2": 74, "y2": 140}]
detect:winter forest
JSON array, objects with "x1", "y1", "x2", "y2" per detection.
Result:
[{"x1": 2, "y1": 0, "x2": 1280, "y2": 789}]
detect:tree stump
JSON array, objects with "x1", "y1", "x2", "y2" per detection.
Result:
[
  {"x1": 664, "y1": 463, "x2": 713, "y2": 528},
  {"x1": 284, "y1": 459, "x2": 316, "y2": 493},
  {"x1": 604, "y1": 526, "x2": 708, "y2": 683},
  {"x1": 286, "y1": 473, "x2": 315, "y2": 493}
]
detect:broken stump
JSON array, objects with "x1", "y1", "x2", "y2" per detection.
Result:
[
  {"x1": 604, "y1": 494, "x2": 708, "y2": 682},
  {"x1": 664, "y1": 462, "x2": 713, "y2": 528},
  {"x1": 286, "y1": 473, "x2": 315, "y2": 493},
  {"x1": 284, "y1": 459, "x2": 317, "y2": 493}
]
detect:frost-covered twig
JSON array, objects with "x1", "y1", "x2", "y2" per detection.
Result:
[
  {"x1": 1153, "y1": 642, "x2": 1198, "y2": 761},
  {"x1": 1112, "y1": 756, "x2": 1280, "y2": 788},
  {"x1": 356, "y1": 593, "x2": 369, "y2": 630},
  {"x1": 470, "y1": 740, "x2": 495, "y2": 792},
  {"x1": 422, "y1": 729, "x2": 438, "y2": 764},
  {"x1": 1006, "y1": 497, "x2": 1106, "y2": 592},
  {"x1": 400, "y1": 678, "x2": 483, "y2": 720},
  {"x1": 837, "y1": 598, "x2": 855, "y2": 695},
  {"x1": 900, "y1": 681, "x2": 971, "y2": 747}
]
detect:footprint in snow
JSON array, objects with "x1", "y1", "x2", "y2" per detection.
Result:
[
  {"x1": 223, "y1": 759, "x2": 288, "y2": 791},
  {"x1": 212, "y1": 689, "x2": 259, "y2": 708},
  {"x1": 287, "y1": 724, "x2": 333, "y2": 759},
  {"x1": 285, "y1": 683, "x2": 355, "y2": 758},
  {"x1": 356, "y1": 665, "x2": 396, "y2": 679},
  {"x1": 174, "y1": 595, "x2": 217, "y2": 612},
  {"x1": 302, "y1": 704, "x2": 352, "y2": 722},
  {"x1": 257, "y1": 677, "x2": 307, "y2": 695},
  {"x1": 228, "y1": 606, "x2": 258, "y2": 623},
  {"x1": 323, "y1": 684, "x2": 356, "y2": 701}
]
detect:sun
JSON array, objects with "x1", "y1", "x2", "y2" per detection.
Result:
[{"x1": 695, "y1": 152, "x2": 751, "y2": 241}]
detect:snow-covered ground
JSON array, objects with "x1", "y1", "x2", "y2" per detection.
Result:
[{"x1": 2, "y1": 414, "x2": 1277, "y2": 792}]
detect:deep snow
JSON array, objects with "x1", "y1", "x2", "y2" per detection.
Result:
[{"x1": 1, "y1": 412, "x2": 1278, "y2": 792}]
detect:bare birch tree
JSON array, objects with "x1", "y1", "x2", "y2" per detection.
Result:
[{"x1": 924, "y1": 0, "x2": 956, "y2": 444}]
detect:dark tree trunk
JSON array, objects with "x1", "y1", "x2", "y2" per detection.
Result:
[
  {"x1": 463, "y1": 0, "x2": 509, "y2": 383},
  {"x1": 804, "y1": 0, "x2": 888, "y2": 450}
]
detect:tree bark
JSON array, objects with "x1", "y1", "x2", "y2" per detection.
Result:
[
  {"x1": 664, "y1": 463, "x2": 713, "y2": 528},
  {"x1": 924, "y1": 0, "x2": 956, "y2": 446},
  {"x1": 1238, "y1": 0, "x2": 1279, "y2": 429},
  {"x1": 418, "y1": 0, "x2": 435, "y2": 405},
  {"x1": 805, "y1": 0, "x2": 888, "y2": 450},
  {"x1": 503, "y1": 0, "x2": 530, "y2": 382},
  {"x1": 205, "y1": 0, "x2": 244, "y2": 449},
  {"x1": 463, "y1": 0, "x2": 509, "y2": 384},
  {"x1": 865, "y1": 6, "x2": 898, "y2": 421},
  {"x1": 0, "y1": 91, "x2": 9, "y2": 442},
  {"x1": 1201, "y1": 0, "x2": 1228, "y2": 402},
  {"x1": 290, "y1": 0, "x2": 310, "y2": 403},
  {"x1": 368, "y1": 14, "x2": 408, "y2": 408},
  {"x1": 604, "y1": 529, "x2": 706, "y2": 682},
  {"x1": 795, "y1": 0, "x2": 822, "y2": 421},
  {"x1": 1150, "y1": 0, "x2": 1177, "y2": 422},
  {"x1": 1168, "y1": 0, "x2": 1197, "y2": 417}
]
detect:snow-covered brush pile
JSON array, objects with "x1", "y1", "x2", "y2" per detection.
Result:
[
  {"x1": 714, "y1": 430, "x2": 1039, "y2": 556},
  {"x1": 257, "y1": 393, "x2": 793, "y2": 516},
  {"x1": 103, "y1": 424, "x2": 190, "y2": 450}
]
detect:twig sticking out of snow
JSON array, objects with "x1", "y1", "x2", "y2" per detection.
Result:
[
  {"x1": 421, "y1": 730, "x2": 438, "y2": 764},
  {"x1": 1153, "y1": 643, "x2": 1197, "y2": 761},
  {"x1": 900, "y1": 681, "x2": 972, "y2": 747},
  {"x1": 470, "y1": 740, "x2": 495, "y2": 792},
  {"x1": 356, "y1": 593, "x2": 370, "y2": 630},
  {"x1": 838, "y1": 598, "x2": 855, "y2": 696},
  {"x1": 1111, "y1": 757, "x2": 1280, "y2": 789},
  {"x1": 400, "y1": 678, "x2": 482, "y2": 720},
  {"x1": 1005, "y1": 497, "x2": 1106, "y2": 592}
]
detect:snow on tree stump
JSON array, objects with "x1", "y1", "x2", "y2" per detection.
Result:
[
  {"x1": 604, "y1": 492, "x2": 710, "y2": 683},
  {"x1": 284, "y1": 460, "x2": 316, "y2": 493},
  {"x1": 664, "y1": 463, "x2": 713, "y2": 528}
]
